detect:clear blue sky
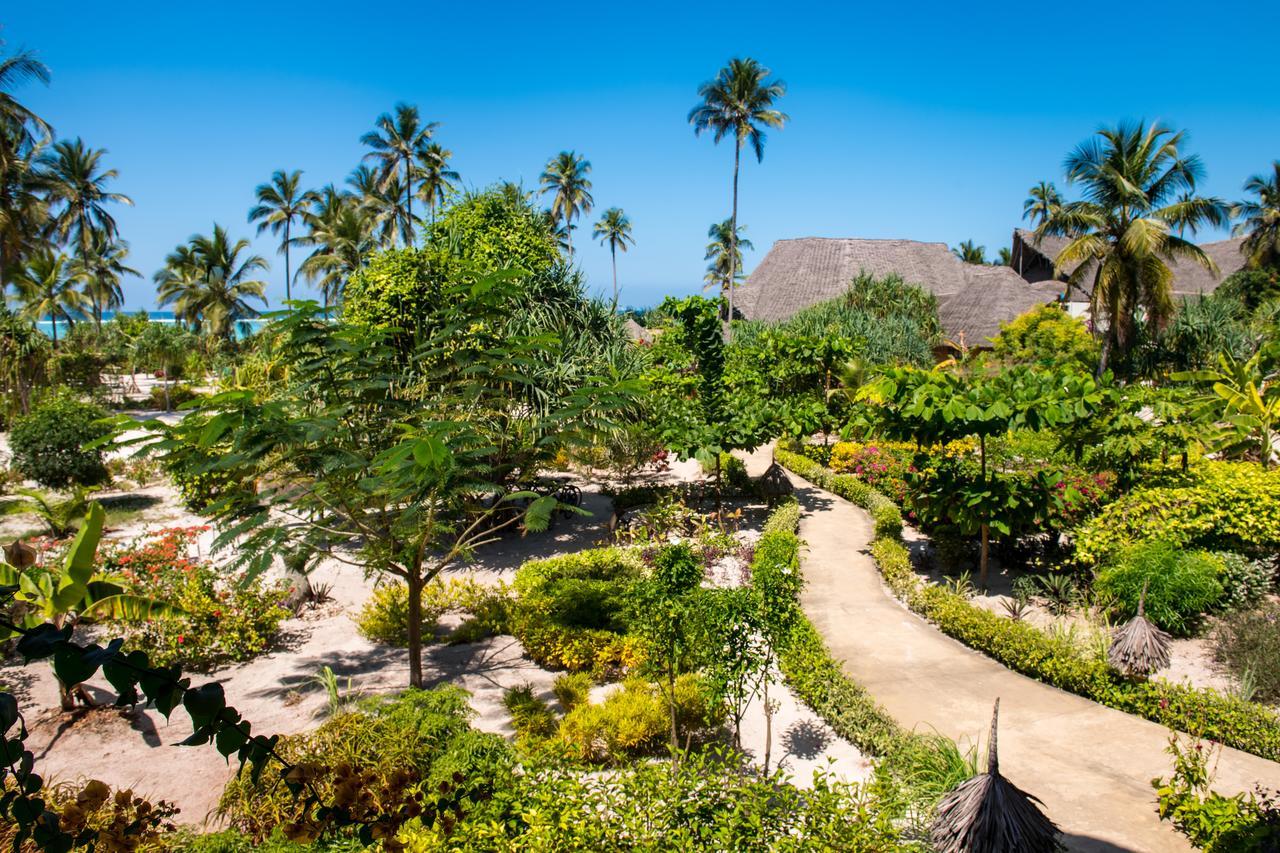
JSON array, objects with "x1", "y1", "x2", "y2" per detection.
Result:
[{"x1": 7, "y1": 1, "x2": 1278, "y2": 310}]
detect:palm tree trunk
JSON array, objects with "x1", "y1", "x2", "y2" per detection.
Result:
[
  {"x1": 728, "y1": 141, "x2": 741, "y2": 338},
  {"x1": 405, "y1": 160, "x2": 414, "y2": 247},
  {"x1": 50, "y1": 313, "x2": 57, "y2": 346},
  {"x1": 284, "y1": 221, "x2": 291, "y2": 303},
  {"x1": 611, "y1": 244, "x2": 618, "y2": 306}
]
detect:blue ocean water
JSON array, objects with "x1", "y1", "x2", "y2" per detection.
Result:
[{"x1": 34, "y1": 311, "x2": 267, "y2": 340}]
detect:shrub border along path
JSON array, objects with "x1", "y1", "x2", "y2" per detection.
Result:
[{"x1": 769, "y1": 448, "x2": 1280, "y2": 853}]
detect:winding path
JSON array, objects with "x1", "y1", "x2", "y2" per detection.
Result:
[{"x1": 782, "y1": 468, "x2": 1280, "y2": 853}]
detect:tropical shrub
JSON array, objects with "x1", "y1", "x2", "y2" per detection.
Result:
[
  {"x1": 106, "y1": 527, "x2": 292, "y2": 670},
  {"x1": 163, "y1": 444, "x2": 254, "y2": 513},
  {"x1": 558, "y1": 676, "x2": 721, "y2": 763},
  {"x1": 829, "y1": 441, "x2": 912, "y2": 504},
  {"x1": 1074, "y1": 462, "x2": 1280, "y2": 564},
  {"x1": 355, "y1": 582, "x2": 443, "y2": 647},
  {"x1": 503, "y1": 683, "x2": 558, "y2": 740},
  {"x1": 1154, "y1": 735, "x2": 1280, "y2": 851},
  {"x1": 699, "y1": 451, "x2": 751, "y2": 495},
  {"x1": 989, "y1": 303, "x2": 1098, "y2": 372},
  {"x1": 8, "y1": 392, "x2": 110, "y2": 489},
  {"x1": 1213, "y1": 603, "x2": 1280, "y2": 703},
  {"x1": 551, "y1": 672, "x2": 592, "y2": 711},
  {"x1": 1094, "y1": 542, "x2": 1224, "y2": 636},
  {"x1": 510, "y1": 549, "x2": 644, "y2": 676},
  {"x1": 0, "y1": 779, "x2": 178, "y2": 851},
  {"x1": 1214, "y1": 552, "x2": 1276, "y2": 612}
]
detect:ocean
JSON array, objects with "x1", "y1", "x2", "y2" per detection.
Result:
[{"x1": 34, "y1": 311, "x2": 268, "y2": 340}]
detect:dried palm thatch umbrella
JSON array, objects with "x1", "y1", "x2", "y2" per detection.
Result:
[
  {"x1": 3, "y1": 539, "x2": 36, "y2": 570},
  {"x1": 1107, "y1": 582, "x2": 1171, "y2": 678},
  {"x1": 929, "y1": 699, "x2": 1061, "y2": 853},
  {"x1": 757, "y1": 461, "x2": 793, "y2": 505}
]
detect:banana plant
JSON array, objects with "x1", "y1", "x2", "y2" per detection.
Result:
[
  {"x1": 0, "y1": 503, "x2": 184, "y2": 709},
  {"x1": 1176, "y1": 351, "x2": 1280, "y2": 468}
]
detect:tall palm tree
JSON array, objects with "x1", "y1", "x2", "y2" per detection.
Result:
[
  {"x1": 0, "y1": 44, "x2": 51, "y2": 176},
  {"x1": 1233, "y1": 161, "x2": 1280, "y2": 270},
  {"x1": 1037, "y1": 121, "x2": 1229, "y2": 372},
  {"x1": 360, "y1": 103, "x2": 436, "y2": 247},
  {"x1": 539, "y1": 151, "x2": 593, "y2": 255},
  {"x1": 689, "y1": 57, "x2": 787, "y2": 329},
  {"x1": 703, "y1": 219, "x2": 753, "y2": 295},
  {"x1": 298, "y1": 189, "x2": 375, "y2": 311},
  {"x1": 0, "y1": 136, "x2": 48, "y2": 291},
  {"x1": 592, "y1": 207, "x2": 634, "y2": 305},
  {"x1": 995, "y1": 247, "x2": 1012, "y2": 266},
  {"x1": 41, "y1": 138, "x2": 132, "y2": 259},
  {"x1": 952, "y1": 240, "x2": 987, "y2": 264},
  {"x1": 248, "y1": 169, "x2": 317, "y2": 304},
  {"x1": 155, "y1": 224, "x2": 268, "y2": 340},
  {"x1": 9, "y1": 248, "x2": 86, "y2": 345},
  {"x1": 1022, "y1": 181, "x2": 1061, "y2": 228},
  {"x1": 417, "y1": 142, "x2": 458, "y2": 233},
  {"x1": 72, "y1": 233, "x2": 138, "y2": 332}
]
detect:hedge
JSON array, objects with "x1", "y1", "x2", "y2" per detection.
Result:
[
  {"x1": 775, "y1": 449, "x2": 903, "y2": 539},
  {"x1": 777, "y1": 454, "x2": 1280, "y2": 764}
]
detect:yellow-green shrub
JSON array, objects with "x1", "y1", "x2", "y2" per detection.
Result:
[
  {"x1": 558, "y1": 676, "x2": 719, "y2": 762},
  {"x1": 354, "y1": 582, "x2": 443, "y2": 647}
]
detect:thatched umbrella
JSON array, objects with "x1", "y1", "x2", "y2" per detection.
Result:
[
  {"x1": 929, "y1": 699, "x2": 1061, "y2": 853},
  {"x1": 757, "y1": 461, "x2": 793, "y2": 505},
  {"x1": 3, "y1": 539, "x2": 36, "y2": 570},
  {"x1": 1107, "y1": 583, "x2": 1171, "y2": 678}
]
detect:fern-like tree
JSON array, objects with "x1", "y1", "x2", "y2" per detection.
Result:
[
  {"x1": 154, "y1": 225, "x2": 268, "y2": 339},
  {"x1": 248, "y1": 168, "x2": 317, "y2": 303},
  {"x1": 1036, "y1": 122, "x2": 1229, "y2": 372},
  {"x1": 592, "y1": 207, "x2": 633, "y2": 305},
  {"x1": 72, "y1": 232, "x2": 137, "y2": 332},
  {"x1": 416, "y1": 142, "x2": 458, "y2": 231},
  {"x1": 689, "y1": 57, "x2": 787, "y2": 330},
  {"x1": 539, "y1": 151, "x2": 593, "y2": 255},
  {"x1": 1022, "y1": 180, "x2": 1061, "y2": 228},
  {"x1": 360, "y1": 103, "x2": 436, "y2": 247},
  {"x1": 1233, "y1": 161, "x2": 1280, "y2": 271},
  {"x1": 41, "y1": 138, "x2": 132, "y2": 259},
  {"x1": 9, "y1": 248, "x2": 86, "y2": 344}
]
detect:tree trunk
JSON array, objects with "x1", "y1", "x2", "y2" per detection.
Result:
[
  {"x1": 407, "y1": 570, "x2": 423, "y2": 688},
  {"x1": 668, "y1": 667, "x2": 679, "y2": 765},
  {"x1": 727, "y1": 141, "x2": 741, "y2": 338},
  {"x1": 50, "y1": 314, "x2": 57, "y2": 346},
  {"x1": 611, "y1": 244, "x2": 618, "y2": 307},
  {"x1": 405, "y1": 160, "x2": 414, "y2": 247},
  {"x1": 762, "y1": 678, "x2": 773, "y2": 774},
  {"x1": 979, "y1": 434, "x2": 989, "y2": 588},
  {"x1": 284, "y1": 220, "x2": 291, "y2": 304}
]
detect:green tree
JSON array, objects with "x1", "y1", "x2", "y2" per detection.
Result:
[
  {"x1": 1233, "y1": 161, "x2": 1280, "y2": 271},
  {"x1": 539, "y1": 151, "x2": 593, "y2": 255},
  {"x1": 1037, "y1": 122, "x2": 1229, "y2": 372},
  {"x1": 703, "y1": 218, "x2": 752, "y2": 296},
  {"x1": 1176, "y1": 350, "x2": 1280, "y2": 468},
  {"x1": 41, "y1": 138, "x2": 132, "y2": 259},
  {"x1": 990, "y1": 303, "x2": 1098, "y2": 372},
  {"x1": 995, "y1": 247, "x2": 1012, "y2": 266},
  {"x1": 72, "y1": 232, "x2": 137, "y2": 332},
  {"x1": 360, "y1": 103, "x2": 436, "y2": 247},
  {"x1": 0, "y1": 43, "x2": 51, "y2": 175},
  {"x1": 133, "y1": 321, "x2": 193, "y2": 410},
  {"x1": 154, "y1": 224, "x2": 268, "y2": 339},
  {"x1": 1022, "y1": 180, "x2": 1061, "y2": 228},
  {"x1": 248, "y1": 168, "x2": 317, "y2": 303},
  {"x1": 952, "y1": 239, "x2": 986, "y2": 264},
  {"x1": 416, "y1": 142, "x2": 459, "y2": 231},
  {"x1": 592, "y1": 206, "x2": 634, "y2": 305},
  {"x1": 9, "y1": 247, "x2": 86, "y2": 344},
  {"x1": 689, "y1": 57, "x2": 788, "y2": 330},
  {"x1": 0, "y1": 44, "x2": 51, "y2": 292},
  {"x1": 297, "y1": 187, "x2": 375, "y2": 311}
]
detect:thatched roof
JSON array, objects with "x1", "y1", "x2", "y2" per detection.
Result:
[
  {"x1": 623, "y1": 318, "x2": 655, "y2": 345},
  {"x1": 1012, "y1": 229, "x2": 1248, "y2": 298},
  {"x1": 1107, "y1": 586, "x2": 1172, "y2": 677},
  {"x1": 735, "y1": 238, "x2": 1062, "y2": 345}
]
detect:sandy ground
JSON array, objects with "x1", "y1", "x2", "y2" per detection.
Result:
[{"x1": 0, "y1": 451, "x2": 873, "y2": 827}]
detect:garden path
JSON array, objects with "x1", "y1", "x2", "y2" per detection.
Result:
[{"x1": 767, "y1": 457, "x2": 1280, "y2": 853}]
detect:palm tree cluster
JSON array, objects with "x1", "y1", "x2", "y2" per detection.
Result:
[
  {"x1": 0, "y1": 43, "x2": 136, "y2": 341},
  {"x1": 154, "y1": 224, "x2": 268, "y2": 340}
]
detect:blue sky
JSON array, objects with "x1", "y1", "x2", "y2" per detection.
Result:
[{"x1": 7, "y1": 1, "x2": 1278, "y2": 310}]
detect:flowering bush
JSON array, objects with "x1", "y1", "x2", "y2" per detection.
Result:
[
  {"x1": 829, "y1": 442, "x2": 913, "y2": 504},
  {"x1": 106, "y1": 527, "x2": 292, "y2": 670}
]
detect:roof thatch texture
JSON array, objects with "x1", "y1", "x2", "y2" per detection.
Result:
[
  {"x1": 1013, "y1": 229, "x2": 1248, "y2": 298},
  {"x1": 1107, "y1": 586, "x2": 1172, "y2": 677},
  {"x1": 623, "y1": 318, "x2": 655, "y2": 345},
  {"x1": 929, "y1": 699, "x2": 1062, "y2": 853},
  {"x1": 735, "y1": 238, "x2": 1061, "y2": 345},
  {"x1": 756, "y1": 462, "x2": 793, "y2": 502}
]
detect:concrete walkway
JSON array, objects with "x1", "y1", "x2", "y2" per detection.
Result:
[{"x1": 786, "y1": 471, "x2": 1280, "y2": 853}]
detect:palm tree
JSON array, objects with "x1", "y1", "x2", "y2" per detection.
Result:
[
  {"x1": 539, "y1": 151, "x2": 593, "y2": 255},
  {"x1": 72, "y1": 233, "x2": 138, "y2": 331},
  {"x1": 1022, "y1": 181, "x2": 1061, "y2": 228},
  {"x1": 995, "y1": 247, "x2": 1012, "y2": 266},
  {"x1": 248, "y1": 169, "x2": 317, "y2": 304},
  {"x1": 953, "y1": 240, "x2": 986, "y2": 264},
  {"x1": 0, "y1": 44, "x2": 51, "y2": 175},
  {"x1": 689, "y1": 57, "x2": 787, "y2": 329},
  {"x1": 1037, "y1": 121, "x2": 1229, "y2": 372},
  {"x1": 417, "y1": 142, "x2": 458, "y2": 233},
  {"x1": 298, "y1": 189, "x2": 375, "y2": 311},
  {"x1": 347, "y1": 164, "x2": 406, "y2": 249},
  {"x1": 592, "y1": 207, "x2": 634, "y2": 305},
  {"x1": 1233, "y1": 161, "x2": 1280, "y2": 270},
  {"x1": 155, "y1": 224, "x2": 268, "y2": 339},
  {"x1": 10, "y1": 248, "x2": 86, "y2": 344},
  {"x1": 360, "y1": 103, "x2": 436, "y2": 247},
  {"x1": 0, "y1": 137, "x2": 48, "y2": 291},
  {"x1": 41, "y1": 138, "x2": 132, "y2": 259},
  {"x1": 703, "y1": 219, "x2": 753, "y2": 295}
]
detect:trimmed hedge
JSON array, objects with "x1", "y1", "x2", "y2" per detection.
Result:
[
  {"x1": 776, "y1": 449, "x2": 903, "y2": 539},
  {"x1": 778, "y1": 454, "x2": 1280, "y2": 764}
]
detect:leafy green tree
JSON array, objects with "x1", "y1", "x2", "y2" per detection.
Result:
[
  {"x1": 0, "y1": 44, "x2": 51, "y2": 291},
  {"x1": 248, "y1": 168, "x2": 317, "y2": 303},
  {"x1": 990, "y1": 303, "x2": 1097, "y2": 372},
  {"x1": 360, "y1": 103, "x2": 437, "y2": 247},
  {"x1": 417, "y1": 142, "x2": 459, "y2": 230},
  {"x1": 8, "y1": 391, "x2": 110, "y2": 488},
  {"x1": 703, "y1": 218, "x2": 752, "y2": 297},
  {"x1": 995, "y1": 247, "x2": 1012, "y2": 266},
  {"x1": 1177, "y1": 350, "x2": 1280, "y2": 468},
  {"x1": 592, "y1": 206, "x2": 634, "y2": 305},
  {"x1": 727, "y1": 327, "x2": 852, "y2": 440},
  {"x1": 539, "y1": 151, "x2": 593, "y2": 255},
  {"x1": 703, "y1": 586, "x2": 772, "y2": 751},
  {"x1": 133, "y1": 321, "x2": 193, "y2": 410},
  {"x1": 1217, "y1": 268, "x2": 1280, "y2": 314},
  {"x1": 41, "y1": 138, "x2": 132, "y2": 259},
  {"x1": 9, "y1": 247, "x2": 86, "y2": 344},
  {"x1": 297, "y1": 185, "x2": 375, "y2": 310},
  {"x1": 72, "y1": 232, "x2": 138, "y2": 332},
  {"x1": 952, "y1": 239, "x2": 986, "y2": 264},
  {"x1": 154, "y1": 224, "x2": 268, "y2": 339},
  {"x1": 1233, "y1": 160, "x2": 1280, "y2": 271},
  {"x1": 0, "y1": 306, "x2": 49, "y2": 419},
  {"x1": 1022, "y1": 180, "x2": 1061, "y2": 228},
  {"x1": 689, "y1": 57, "x2": 787, "y2": 329},
  {"x1": 1037, "y1": 122, "x2": 1229, "y2": 371}
]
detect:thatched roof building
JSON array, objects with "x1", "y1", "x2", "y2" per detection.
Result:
[
  {"x1": 1011, "y1": 229, "x2": 1248, "y2": 298},
  {"x1": 734, "y1": 237, "x2": 1064, "y2": 346}
]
